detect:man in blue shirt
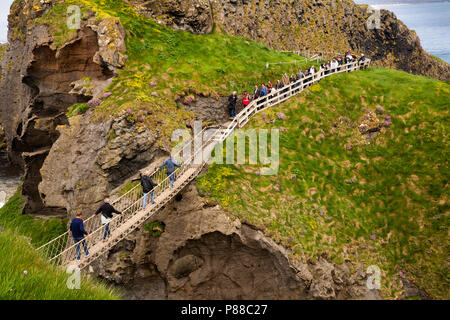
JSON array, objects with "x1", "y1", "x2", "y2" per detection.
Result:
[
  {"x1": 70, "y1": 213, "x2": 90, "y2": 260},
  {"x1": 260, "y1": 83, "x2": 267, "y2": 97},
  {"x1": 160, "y1": 157, "x2": 181, "y2": 188}
]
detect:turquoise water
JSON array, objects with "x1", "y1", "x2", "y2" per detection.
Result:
[{"x1": 356, "y1": 1, "x2": 450, "y2": 63}]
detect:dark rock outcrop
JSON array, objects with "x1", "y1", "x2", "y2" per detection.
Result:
[
  {"x1": 140, "y1": 0, "x2": 214, "y2": 34},
  {"x1": 0, "y1": 121, "x2": 5, "y2": 150},
  {"x1": 0, "y1": 2, "x2": 127, "y2": 214},
  {"x1": 138, "y1": 0, "x2": 449, "y2": 81},
  {"x1": 38, "y1": 111, "x2": 166, "y2": 215},
  {"x1": 177, "y1": 93, "x2": 250, "y2": 124}
]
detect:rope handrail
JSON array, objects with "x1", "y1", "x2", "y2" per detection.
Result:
[
  {"x1": 36, "y1": 55, "x2": 371, "y2": 268},
  {"x1": 36, "y1": 123, "x2": 211, "y2": 257},
  {"x1": 49, "y1": 125, "x2": 216, "y2": 266}
]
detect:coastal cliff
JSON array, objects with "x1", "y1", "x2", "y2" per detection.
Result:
[
  {"x1": 140, "y1": 0, "x2": 449, "y2": 81},
  {"x1": 1, "y1": 0, "x2": 448, "y2": 215},
  {"x1": 0, "y1": 0, "x2": 447, "y2": 299}
]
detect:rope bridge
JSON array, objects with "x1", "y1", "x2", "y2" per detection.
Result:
[{"x1": 36, "y1": 59, "x2": 371, "y2": 270}]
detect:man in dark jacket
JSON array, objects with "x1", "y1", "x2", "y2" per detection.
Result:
[
  {"x1": 160, "y1": 157, "x2": 181, "y2": 188},
  {"x1": 70, "y1": 213, "x2": 89, "y2": 260},
  {"x1": 95, "y1": 198, "x2": 122, "y2": 239},
  {"x1": 228, "y1": 91, "x2": 238, "y2": 118},
  {"x1": 358, "y1": 53, "x2": 366, "y2": 64},
  {"x1": 141, "y1": 170, "x2": 157, "y2": 208}
]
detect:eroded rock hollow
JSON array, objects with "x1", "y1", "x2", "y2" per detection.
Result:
[{"x1": 92, "y1": 182, "x2": 381, "y2": 300}]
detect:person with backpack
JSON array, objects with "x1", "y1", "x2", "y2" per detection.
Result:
[
  {"x1": 160, "y1": 157, "x2": 181, "y2": 188},
  {"x1": 70, "y1": 212, "x2": 89, "y2": 260},
  {"x1": 228, "y1": 91, "x2": 238, "y2": 119},
  {"x1": 141, "y1": 170, "x2": 157, "y2": 208},
  {"x1": 95, "y1": 198, "x2": 122, "y2": 240}
]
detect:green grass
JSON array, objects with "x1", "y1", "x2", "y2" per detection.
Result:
[
  {"x1": 119, "y1": 180, "x2": 140, "y2": 195},
  {"x1": 0, "y1": 189, "x2": 121, "y2": 299},
  {"x1": 144, "y1": 221, "x2": 165, "y2": 237},
  {"x1": 0, "y1": 229, "x2": 119, "y2": 299},
  {"x1": 24, "y1": 0, "x2": 449, "y2": 299},
  {"x1": 66, "y1": 103, "x2": 88, "y2": 118},
  {"x1": 0, "y1": 189, "x2": 67, "y2": 247},
  {"x1": 197, "y1": 68, "x2": 450, "y2": 299},
  {"x1": 37, "y1": 0, "x2": 322, "y2": 146}
]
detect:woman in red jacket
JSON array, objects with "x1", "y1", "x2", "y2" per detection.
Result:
[{"x1": 242, "y1": 91, "x2": 250, "y2": 107}]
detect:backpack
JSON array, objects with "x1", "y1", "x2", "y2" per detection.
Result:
[{"x1": 141, "y1": 176, "x2": 154, "y2": 193}]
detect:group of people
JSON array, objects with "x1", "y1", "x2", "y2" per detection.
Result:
[
  {"x1": 69, "y1": 50, "x2": 369, "y2": 261},
  {"x1": 228, "y1": 51, "x2": 367, "y2": 118},
  {"x1": 69, "y1": 156, "x2": 181, "y2": 260},
  {"x1": 319, "y1": 51, "x2": 366, "y2": 76}
]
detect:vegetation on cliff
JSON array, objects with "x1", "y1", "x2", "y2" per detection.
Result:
[
  {"x1": 197, "y1": 68, "x2": 449, "y2": 299},
  {"x1": 35, "y1": 0, "x2": 321, "y2": 145},
  {"x1": 0, "y1": 190, "x2": 67, "y2": 246},
  {"x1": 3, "y1": 0, "x2": 448, "y2": 300},
  {"x1": 0, "y1": 229, "x2": 119, "y2": 299},
  {"x1": 0, "y1": 189, "x2": 120, "y2": 299}
]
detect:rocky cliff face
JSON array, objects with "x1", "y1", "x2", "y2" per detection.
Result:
[
  {"x1": 38, "y1": 110, "x2": 166, "y2": 215},
  {"x1": 0, "y1": 44, "x2": 5, "y2": 150},
  {"x1": 0, "y1": 1, "x2": 135, "y2": 214},
  {"x1": 2, "y1": 0, "x2": 447, "y2": 214},
  {"x1": 0, "y1": 0, "x2": 443, "y2": 300},
  {"x1": 139, "y1": 0, "x2": 449, "y2": 81},
  {"x1": 92, "y1": 180, "x2": 381, "y2": 300}
]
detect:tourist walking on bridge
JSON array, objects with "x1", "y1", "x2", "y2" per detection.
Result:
[
  {"x1": 282, "y1": 72, "x2": 290, "y2": 97},
  {"x1": 296, "y1": 68, "x2": 304, "y2": 92},
  {"x1": 141, "y1": 170, "x2": 157, "y2": 208},
  {"x1": 358, "y1": 53, "x2": 366, "y2": 65},
  {"x1": 95, "y1": 198, "x2": 122, "y2": 240},
  {"x1": 253, "y1": 85, "x2": 260, "y2": 100},
  {"x1": 228, "y1": 91, "x2": 238, "y2": 119},
  {"x1": 275, "y1": 79, "x2": 283, "y2": 90},
  {"x1": 70, "y1": 212, "x2": 89, "y2": 260},
  {"x1": 242, "y1": 91, "x2": 250, "y2": 107},
  {"x1": 267, "y1": 81, "x2": 273, "y2": 94},
  {"x1": 160, "y1": 157, "x2": 181, "y2": 188}
]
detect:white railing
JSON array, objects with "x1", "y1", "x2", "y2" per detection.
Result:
[
  {"x1": 36, "y1": 57, "x2": 370, "y2": 267},
  {"x1": 223, "y1": 59, "x2": 371, "y2": 140}
]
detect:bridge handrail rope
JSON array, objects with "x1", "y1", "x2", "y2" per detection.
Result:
[
  {"x1": 35, "y1": 125, "x2": 210, "y2": 260},
  {"x1": 49, "y1": 125, "x2": 213, "y2": 266},
  {"x1": 36, "y1": 57, "x2": 371, "y2": 268}
]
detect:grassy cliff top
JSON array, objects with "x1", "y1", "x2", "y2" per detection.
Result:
[
  {"x1": 35, "y1": 0, "x2": 322, "y2": 146},
  {"x1": 197, "y1": 67, "x2": 450, "y2": 299}
]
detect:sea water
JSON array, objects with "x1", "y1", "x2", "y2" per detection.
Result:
[{"x1": 356, "y1": 0, "x2": 450, "y2": 63}]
